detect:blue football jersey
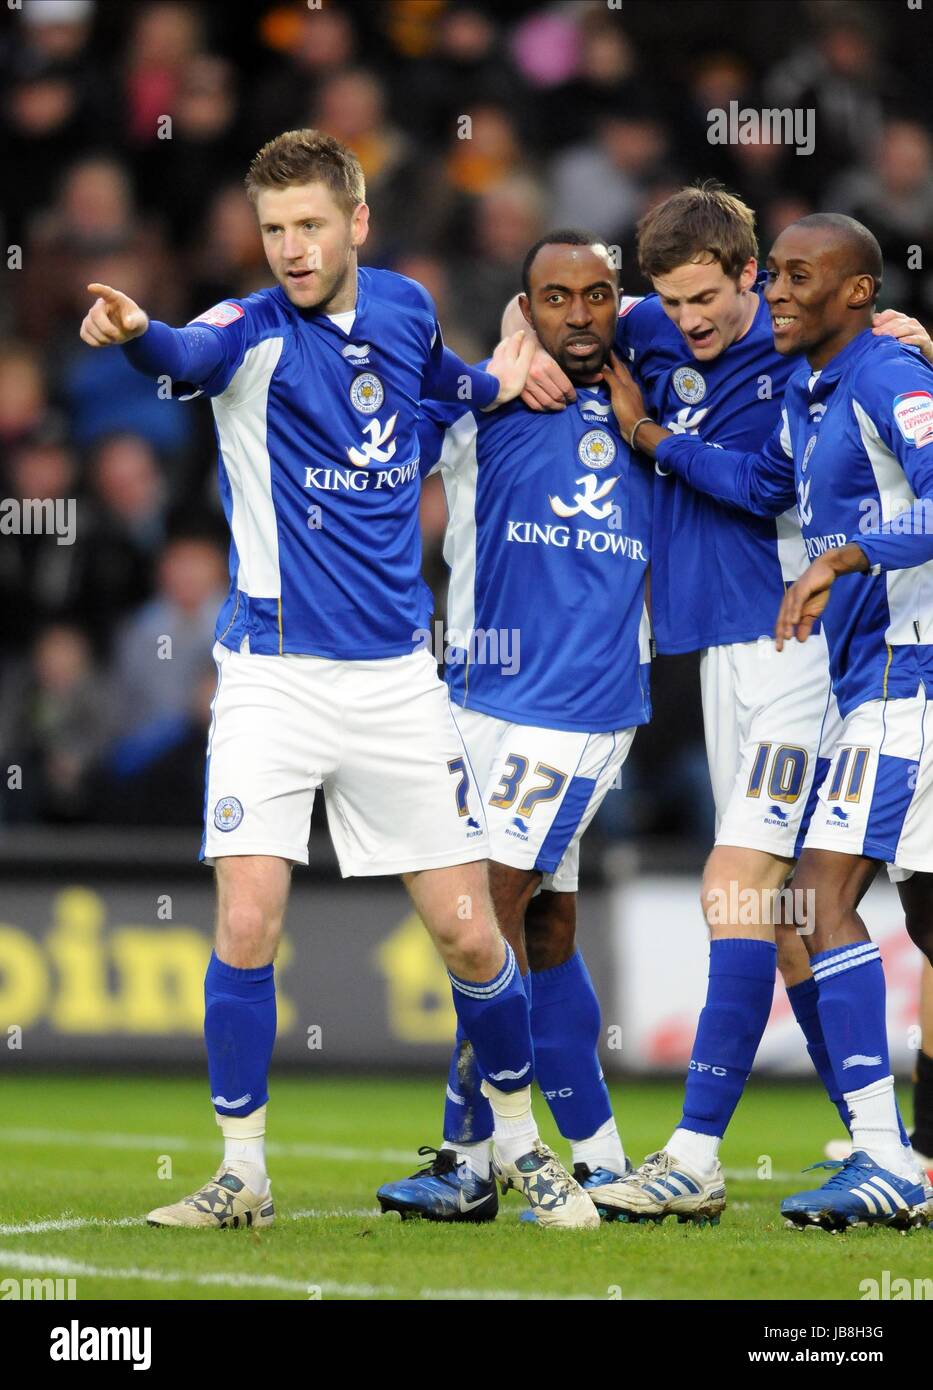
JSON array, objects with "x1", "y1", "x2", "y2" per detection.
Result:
[
  {"x1": 656, "y1": 330, "x2": 933, "y2": 718},
  {"x1": 148, "y1": 267, "x2": 495, "y2": 659},
  {"x1": 419, "y1": 382, "x2": 652, "y2": 733},
  {"x1": 615, "y1": 283, "x2": 808, "y2": 654}
]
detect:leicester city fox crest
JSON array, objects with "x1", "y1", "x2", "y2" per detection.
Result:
[
  {"x1": 350, "y1": 372, "x2": 385, "y2": 414},
  {"x1": 673, "y1": 366, "x2": 707, "y2": 404},
  {"x1": 577, "y1": 429, "x2": 616, "y2": 470},
  {"x1": 214, "y1": 796, "x2": 244, "y2": 831}
]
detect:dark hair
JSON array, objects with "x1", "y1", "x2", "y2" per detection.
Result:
[
  {"x1": 245, "y1": 128, "x2": 365, "y2": 215},
  {"x1": 786, "y1": 214, "x2": 883, "y2": 301},
  {"x1": 637, "y1": 181, "x2": 757, "y2": 281},
  {"x1": 521, "y1": 229, "x2": 616, "y2": 296}
]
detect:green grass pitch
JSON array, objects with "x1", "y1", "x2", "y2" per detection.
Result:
[{"x1": 1, "y1": 1074, "x2": 930, "y2": 1301}]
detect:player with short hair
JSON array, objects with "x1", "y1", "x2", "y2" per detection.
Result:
[
  {"x1": 598, "y1": 213, "x2": 933, "y2": 1230},
  {"x1": 376, "y1": 231, "x2": 650, "y2": 1220},
  {"x1": 506, "y1": 185, "x2": 930, "y2": 1226},
  {"x1": 79, "y1": 128, "x2": 601, "y2": 1231}
]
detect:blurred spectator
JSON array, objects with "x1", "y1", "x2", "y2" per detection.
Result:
[
  {"x1": 549, "y1": 113, "x2": 670, "y2": 244},
  {"x1": 760, "y1": 194, "x2": 815, "y2": 250},
  {"x1": 510, "y1": 8, "x2": 580, "y2": 91},
  {"x1": 433, "y1": 102, "x2": 528, "y2": 258},
  {"x1": 824, "y1": 119, "x2": 933, "y2": 317},
  {"x1": 0, "y1": 343, "x2": 50, "y2": 448},
  {"x1": 18, "y1": 0, "x2": 95, "y2": 65},
  {"x1": 392, "y1": 252, "x2": 483, "y2": 362},
  {"x1": 311, "y1": 69, "x2": 437, "y2": 261},
  {"x1": 765, "y1": 6, "x2": 908, "y2": 197},
  {"x1": 186, "y1": 183, "x2": 270, "y2": 312},
  {"x1": 122, "y1": 1, "x2": 204, "y2": 147},
  {"x1": 451, "y1": 175, "x2": 545, "y2": 347},
  {"x1": 0, "y1": 622, "x2": 113, "y2": 823},
  {"x1": 136, "y1": 55, "x2": 244, "y2": 249},
  {"x1": 2, "y1": 1, "x2": 104, "y2": 248},
  {"x1": 110, "y1": 528, "x2": 227, "y2": 736},
  {"x1": 0, "y1": 435, "x2": 81, "y2": 657},
  {"x1": 531, "y1": 10, "x2": 650, "y2": 151},
  {"x1": 246, "y1": 2, "x2": 358, "y2": 149},
  {"x1": 0, "y1": 431, "x2": 161, "y2": 659},
  {"x1": 672, "y1": 52, "x2": 757, "y2": 186},
  {"x1": 396, "y1": 5, "x2": 523, "y2": 144},
  {"x1": 91, "y1": 662, "x2": 216, "y2": 827},
  {"x1": 16, "y1": 156, "x2": 179, "y2": 348},
  {"x1": 89, "y1": 433, "x2": 167, "y2": 555}
]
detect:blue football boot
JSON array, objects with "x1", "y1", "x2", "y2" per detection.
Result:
[
  {"x1": 377, "y1": 1146, "x2": 498, "y2": 1222},
  {"x1": 781, "y1": 1150, "x2": 931, "y2": 1232},
  {"x1": 519, "y1": 1159, "x2": 633, "y2": 1223}
]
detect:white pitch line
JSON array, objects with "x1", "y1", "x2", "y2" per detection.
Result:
[
  {"x1": 0, "y1": 1217, "x2": 142, "y2": 1237},
  {"x1": 0, "y1": 1250, "x2": 593, "y2": 1300},
  {"x1": 0, "y1": 1128, "x2": 413, "y2": 1164},
  {"x1": 724, "y1": 1168, "x2": 794, "y2": 1182},
  {"x1": 0, "y1": 1210, "x2": 378, "y2": 1236},
  {"x1": 0, "y1": 1129, "x2": 796, "y2": 1182}
]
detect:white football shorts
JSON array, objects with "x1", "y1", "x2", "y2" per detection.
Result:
[
  {"x1": 700, "y1": 630, "x2": 841, "y2": 859},
  {"x1": 201, "y1": 642, "x2": 489, "y2": 876},
  {"x1": 802, "y1": 684, "x2": 933, "y2": 874},
  {"x1": 452, "y1": 705, "x2": 636, "y2": 892}
]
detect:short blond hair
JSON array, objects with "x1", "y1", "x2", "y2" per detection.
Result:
[{"x1": 245, "y1": 129, "x2": 365, "y2": 216}]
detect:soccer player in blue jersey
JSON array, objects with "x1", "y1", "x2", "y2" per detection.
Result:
[
  {"x1": 506, "y1": 185, "x2": 930, "y2": 1224},
  {"x1": 79, "y1": 129, "x2": 601, "y2": 1231},
  {"x1": 599, "y1": 213, "x2": 933, "y2": 1230},
  {"x1": 376, "y1": 232, "x2": 650, "y2": 1221}
]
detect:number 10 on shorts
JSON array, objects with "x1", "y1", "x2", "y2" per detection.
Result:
[{"x1": 746, "y1": 742, "x2": 809, "y2": 804}]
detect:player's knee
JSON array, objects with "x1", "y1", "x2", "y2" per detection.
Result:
[
  {"x1": 442, "y1": 920, "x2": 505, "y2": 979},
  {"x1": 216, "y1": 900, "x2": 280, "y2": 965}
]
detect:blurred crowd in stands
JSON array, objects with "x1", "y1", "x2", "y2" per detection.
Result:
[{"x1": 0, "y1": 0, "x2": 930, "y2": 842}]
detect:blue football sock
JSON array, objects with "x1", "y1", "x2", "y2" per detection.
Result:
[
  {"x1": 443, "y1": 1023, "x2": 493, "y2": 1144},
  {"x1": 811, "y1": 942, "x2": 890, "y2": 1096},
  {"x1": 531, "y1": 951, "x2": 612, "y2": 1140},
  {"x1": 786, "y1": 976, "x2": 851, "y2": 1132},
  {"x1": 447, "y1": 946, "x2": 533, "y2": 1094},
  {"x1": 680, "y1": 938, "x2": 777, "y2": 1137},
  {"x1": 204, "y1": 951, "x2": 276, "y2": 1116},
  {"x1": 442, "y1": 970, "x2": 531, "y2": 1145},
  {"x1": 811, "y1": 941, "x2": 909, "y2": 1146}
]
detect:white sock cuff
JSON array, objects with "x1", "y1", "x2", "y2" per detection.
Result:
[{"x1": 843, "y1": 1075, "x2": 894, "y2": 1105}]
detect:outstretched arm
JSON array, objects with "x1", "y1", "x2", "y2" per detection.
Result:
[
  {"x1": 422, "y1": 328, "x2": 534, "y2": 410},
  {"x1": 601, "y1": 351, "x2": 797, "y2": 519},
  {"x1": 81, "y1": 282, "x2": 226, "y2": 385}
]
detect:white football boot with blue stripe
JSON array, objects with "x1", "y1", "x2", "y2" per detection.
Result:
[
  {"x1": 781, "y1": 1151, "x2": 933, "y2": 1232},
  {"x1": 591, "y1": 1149, "x2": 726, "y2": 1225}
]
